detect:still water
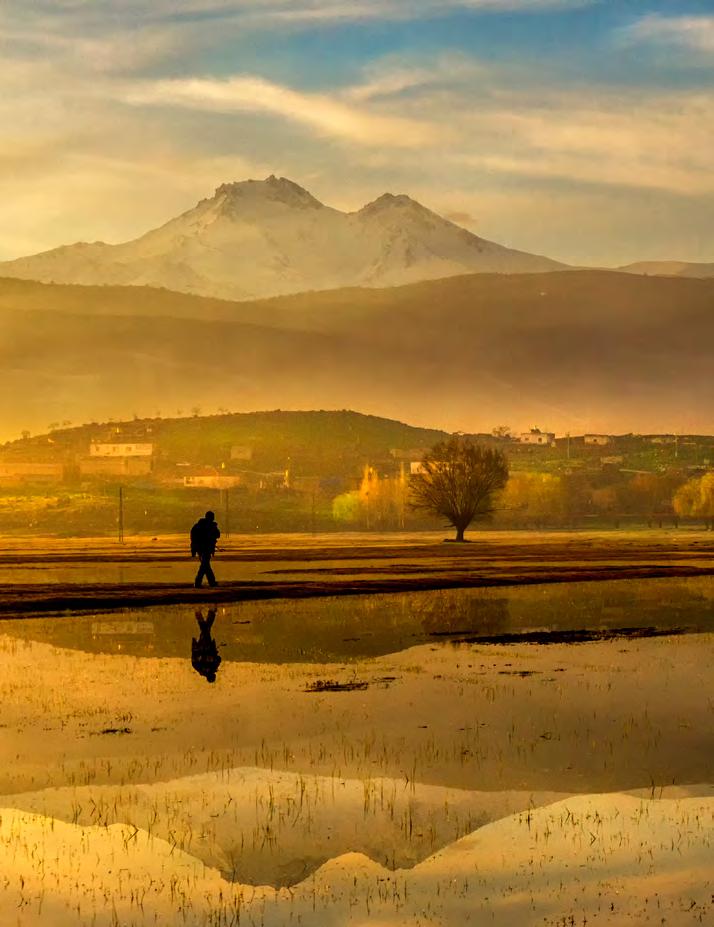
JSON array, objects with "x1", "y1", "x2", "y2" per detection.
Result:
[{"x1": 0, "y1": 578, "x2": 712, "y2": 924}]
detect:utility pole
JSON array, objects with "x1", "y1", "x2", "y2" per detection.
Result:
[
  {"x1": 118, "y1": 486, "x2": 125, "y2": 543},
  {"x1": 224, "y1": 487, "x2": 231, "y2": 539},
  {"x1": 566, "y1": 432, "x2": 571, "y2": 461}
]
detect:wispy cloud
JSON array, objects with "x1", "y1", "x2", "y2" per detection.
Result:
[
  {"x1": 468, "y1": 91, "x2": 714, "y2": 194},
  {"x1": 621, "y1": 14, "x2": 714, "y2": 54},
  {"x1": 344, "y1": 56, "x2": 484, "y2": 102},
  {"x1": 126, "y1": 65, "x2": 714, "y2": 196},
  {"x1": 3, "y1": 0, "x2": 594, "y2": 32},
  {"x1": 127, "y1": 75, "x2": 440, "y2": 147},
  {"x1": 1, "y1": 0, "x2": 712, "y2": 268},
  {"x1": 245, "y1": 0, "x2": 592, "y2": 26}
]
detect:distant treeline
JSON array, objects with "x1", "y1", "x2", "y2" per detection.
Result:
[{"x1": 1, "y1": 467, "x2": 713, "y2": 536}]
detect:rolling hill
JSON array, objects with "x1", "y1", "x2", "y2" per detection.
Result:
[
  {"x1": 1, "y1": 269, "x2": 713, "y2": 438},
  {"x1": 0, "y1": 176, "x2": 565, "y2": 301}
]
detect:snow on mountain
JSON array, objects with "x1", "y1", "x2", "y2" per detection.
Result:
[{"x1": 0, "y1": 175, "x2": 565, "y2": 300}]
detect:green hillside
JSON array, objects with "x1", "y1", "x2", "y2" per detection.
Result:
[
  {"x1": 1, "y1": 409, "x2": 713, "y2": 536},
  {"x1": 8, "y1": 409, "x2": 447, "y2": 474}
]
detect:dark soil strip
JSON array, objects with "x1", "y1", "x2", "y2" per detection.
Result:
[
  {"x1": 438, "y1": 626, "x2": 692, "y2": 646},
  {"x1": 305, "y1": 679, "x2": 369, "y2": 692},
  {"x1": 1, "y1": 541, "x2": 713, "y2": 566},
  {"x1": 1, "y1": 562, "x2": 714, "y2": 620}
]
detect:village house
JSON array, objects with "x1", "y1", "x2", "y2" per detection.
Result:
[
  {"x1": 0, "y1": 461, "x2": 65, "y2": 483},
  {"x1": 79, "y1": 441, "x2": 155, "y2": 477},
  {"x1": 80, "y1": 456, "x2": 153, "y2": 477},
  {"x1": 89, "y1": 442, "x2": 154, "y2": 457},
  {"x1": 182, "y1": 467, "x2": 242, "y2": 490},
  {"x1": 518, "y1": 429, "x2": 556, "y2": 446}
]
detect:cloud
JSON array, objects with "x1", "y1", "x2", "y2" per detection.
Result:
[
  {"x1": 128, "y1": 69, "x2": 714, "y2": 195},
  {"x1": 127, "y1": 75, "x2": 440, "y2": 147},
  {"x1": 0, "y1": 1, "x2": 712, "y2": 268},
  {"x1": 247, "y1": 0, "x2": 591, "y2": 26},
  {"x1": 344, "y1": 56, "x2": 484, "y2": 102},
  {"x1": 621, "y1": 14, "x2": 714, "y2": 54},
  {"x1": 2, "y1": 0, "x2": 594, "y2": 33},
  {"x1": 459, "y1": 90, "x2": 714, "y2": 195},
  {"x1": 354, "y1": 73, "x2": 714, "y2": 197}
]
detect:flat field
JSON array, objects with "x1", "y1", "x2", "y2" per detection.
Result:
[{"x1": 0, "y1": 528, "x2": 713, "y2": 616}]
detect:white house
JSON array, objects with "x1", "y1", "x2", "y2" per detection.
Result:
[{"x1": 518, "y1": 429, "x2": 555, "y2": 446}]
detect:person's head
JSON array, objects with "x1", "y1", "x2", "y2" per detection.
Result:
[{"x1": 205, "y1": 510, "x2": 215, "y2": 522}]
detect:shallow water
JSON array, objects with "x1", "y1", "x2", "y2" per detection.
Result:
[
  {"x1": 0, "y1": 578, "x2": 712, "y2": 924},
  {"x1": 3, "y1": 575, "x2": 713, "y2": 662}
]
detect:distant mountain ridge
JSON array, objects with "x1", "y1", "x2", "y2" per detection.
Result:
[
  {"x1": 1, "y1": 269, "x2": 713, "y2": 438},
  {"x1": 0, "y1": 176, "x2": 566, "y2": 300},
  {"x1": 618, "y1": 260, "x2": 714, "y2": 279}
]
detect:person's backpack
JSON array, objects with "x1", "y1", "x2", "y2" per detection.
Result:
[{"x1": 190, "y1": 520, "x2": 201, "y2": 555}]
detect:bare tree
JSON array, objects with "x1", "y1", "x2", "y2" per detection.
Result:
[{"x1": 410, "y1": 436, "x2": 509, "y2": 541}]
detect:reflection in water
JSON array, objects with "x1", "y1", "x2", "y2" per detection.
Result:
[
  {"x1": 192, "y1": 609, "x2": 221, "y2": 683},
  {"x1": 0, "y1": 578, "x2": 713, "y2": 924},
  {"x1": 3, "y1": 576, "x2": 712, "y2": 664},
  {"x1": 0, "y1": 790, "x2": 712, "y2": 925}
]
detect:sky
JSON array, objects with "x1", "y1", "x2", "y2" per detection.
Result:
[{"x1": 1, "y1": 0, "x2": 713, "y2": 267}]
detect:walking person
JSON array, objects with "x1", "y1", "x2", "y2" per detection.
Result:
[{"x1": 191, "y1": 510, "x2": 221, "y2": 587}]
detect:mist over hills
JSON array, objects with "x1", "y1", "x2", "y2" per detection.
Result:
[
  {"x1": 619, "y1": 261, "x2": 714, "y2": 280},
  {"x1": 1, "y1": 270, "x2": 713, "y2": 439},
  {"x1": 0, "y1": 176, "x2": 565, "y2": 301}
]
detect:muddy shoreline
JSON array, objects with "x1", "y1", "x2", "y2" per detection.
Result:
[{"x1": 1, "y1": 564, "x2": 713, "y2": 619}]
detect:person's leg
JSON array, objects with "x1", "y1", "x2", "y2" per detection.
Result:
[
  {"x1": 195, "y1": 559, "x2": 206, "y2": 587},
  {"x1": 204, "y1": 557, "x2": 217, "y2": 587}
]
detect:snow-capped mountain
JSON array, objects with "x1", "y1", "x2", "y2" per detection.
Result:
[{"x1": 0, "y1": 176, "x2": 565, "y2": 300}]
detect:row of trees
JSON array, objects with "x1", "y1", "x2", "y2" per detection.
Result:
[
  {"x1": 674, "y1": 473, "x2": 714, "y2": 524},
  {"x1": 334, "y1": 438, "x2": 714, "y2": 540}
]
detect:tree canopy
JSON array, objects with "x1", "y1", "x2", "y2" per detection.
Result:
[{"x1": 410, "y1": 437, "x2": 509, "y2": 541}]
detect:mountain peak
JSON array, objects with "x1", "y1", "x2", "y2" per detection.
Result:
[
  {"x1": 213, "y1": 176, "x2": 324, "y2": 211},
  {"x1": 0, "y1": 176, "x2": 565, "y2": 300},
  {"x1": 356, "y1": 193, "x2": 441, "y2": 226},
  {"x1": 359, "y1": 192, "x2": 422, "y2": 213}
]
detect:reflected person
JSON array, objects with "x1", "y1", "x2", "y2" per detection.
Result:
[
  {"x1": 190, "y1": 509, "x2": 221, "y2": 587},
  {"x1": 192, "y1": 608, "x2": 221, "y2": 683}
]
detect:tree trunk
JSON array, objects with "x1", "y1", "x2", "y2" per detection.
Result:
[{"x1": 454, "y1": 525, "x2": 466, "y2": 542}]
